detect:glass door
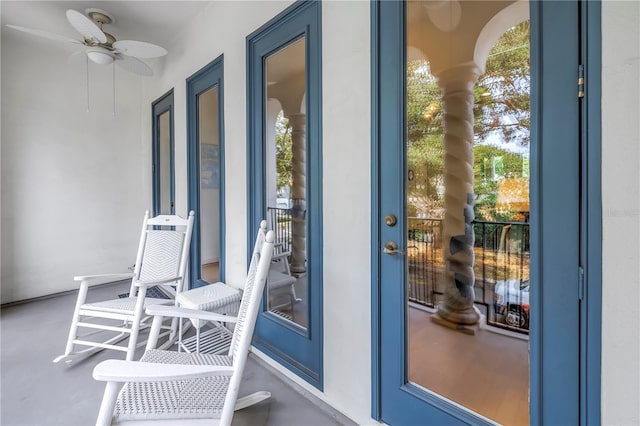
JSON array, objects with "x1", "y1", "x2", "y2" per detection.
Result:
[
  {"x1": 374, "y1": 1, "x2": 581, "y2": 424},
  {"x1": 152, "y1": 90, "x2": 175, "y2": 216},
  {"x1": 187, "y1": 56, "x2": 225, "y2": 288},
  {"x1": 247, "y1": 1, "x2": 323, "y2": 388}
]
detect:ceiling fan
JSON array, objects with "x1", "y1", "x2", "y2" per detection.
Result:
[{"x1": 7, "y1": 8, "x2": 167, "y2": 76}]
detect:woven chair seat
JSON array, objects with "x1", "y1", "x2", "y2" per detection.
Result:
[{"x1": 114, "y1": 350, "x2": 233, "y2": 421}]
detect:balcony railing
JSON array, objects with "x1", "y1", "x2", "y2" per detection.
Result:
[
  {"x1": 267, "y1": 206, "x2": 293, "y2": 253},
  {"x1": 266, "y1": 208, "x2": 531, "y2": 334},
  {"x1": 408, "y1": 217, "x2": 530, "y2": 334}
]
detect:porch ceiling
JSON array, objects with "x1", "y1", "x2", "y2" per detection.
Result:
[{"x1": 1, "y1": 1, "x2": 210, "y2": 49}]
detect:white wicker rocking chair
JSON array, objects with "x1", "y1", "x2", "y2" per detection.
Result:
[
  {"x1": 93, "y1": 231, "x2": 275, "y2": 426},
  {"x1": 54, "y1": 210, "x2": 195, "y2": 364}
]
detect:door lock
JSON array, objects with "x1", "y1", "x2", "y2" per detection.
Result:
[
  {"x1": 384, "y1": 214, "x2": 397, "y2": 227},
  {"x1": 383, "y1": 241, "x2": 404, "y2": 255}
]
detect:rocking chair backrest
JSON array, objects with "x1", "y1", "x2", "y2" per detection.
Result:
[
  {"x1": 252, "y1": 220, "x2": 268, "y2": 256},
  {"x1": 138, "y1": 231, "x2": 185, "y2": 281},
  {"x1": 128, "y1": 211, "x2": 195, "y2": 298},
  {"x1": 226, "y1": 220, "x2": 267, "y2": 358},
  {"x1": 220, "y1": 230, "x2": 273, "y2": 425},
  {"x1": 229, "y1": 230, "x2": 274, "y2": 362}
]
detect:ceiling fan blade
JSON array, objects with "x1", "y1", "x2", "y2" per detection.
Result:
[
  {"x1": 116, "y1": 55, "x2": 153, "y2": 76},
  {"x1": 66, "y1": 9, "x2": 106, "y2": 44},
  {"x1": 6, "y1": 24, "x2": 83, "y2": 45},
  {"x1": 113, "y1": 40, "x2": 167, "y2": 59}
]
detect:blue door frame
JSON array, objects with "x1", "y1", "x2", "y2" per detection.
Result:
[
  {"x1": 371, "y1": 0, "x2": 602, "y2": 424},
  {"x1": 187, "y1": 55, "x2": 226, "y2": 289},
  {"x1": 151, "y1": 89, "x2": 175, "y2": 216},
  {"x1": 247, "y1": 1, "x2": 323, "y2": 389},
  {"x1": 580, "y1": 2, "x2": 603, "y2": 423}
]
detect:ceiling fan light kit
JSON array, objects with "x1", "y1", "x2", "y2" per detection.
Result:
[{"x1": 87, "y1": 49, "x2": 115, "y2": 65}]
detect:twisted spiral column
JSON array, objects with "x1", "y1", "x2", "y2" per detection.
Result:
[
  {"x1": 289, "y1": 113, "x2": 307, "y2": 274},
  {"x1": 435, "y1": 64, "x2": 481, "y2": 325}
]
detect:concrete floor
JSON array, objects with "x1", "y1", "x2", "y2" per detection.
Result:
[{"x1": 1, "y1": 282, "x2": 354, "y2": 426}]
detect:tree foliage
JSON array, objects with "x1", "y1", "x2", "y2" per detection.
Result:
[
  {"x1": 275, "y1": 112, "x2": 293, "y2": 190},
  {"x1": 406, "y1": 21, "x2": 531, "y2": 222},
  {"x1": 475, "y1": 20, "x2": 530, "y2": 147}
]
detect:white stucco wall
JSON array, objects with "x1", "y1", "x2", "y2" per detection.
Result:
[
  {"x1": 140, "y1": 0, "x2": 295, "y2": 291},
  {"x1": 1, "y1": 29, "x2": 148, "y2": 303},
  {"x1": 137, "y1": 2, "x2": 372, "y2": 423},
  {"x1": 322, "y1": 1, "x2": 372, "y2": 423},
  {"x1": 601, "y1": 1, "x2": 640, "y2": 424}
]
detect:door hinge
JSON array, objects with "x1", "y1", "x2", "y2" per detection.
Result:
[
  {"x1": 578, "y1": 64, "x2": 585, "y2": 98},
  {"x1": 578, "y1": 267, "x2": 585, "y2": 301}
]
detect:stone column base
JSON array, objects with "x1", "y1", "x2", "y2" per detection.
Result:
[{"x1": 436, "y1": 303, "x2": 481, "y2": 326}]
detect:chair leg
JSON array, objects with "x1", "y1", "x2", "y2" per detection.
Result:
[
  {"x1": 95, "y1": 381, "x2": 120, "y2": 426},
  {"x1": 168, "y1": 316, "x2": 179, "y2": 341},
  {"x1": 145, "y1": 314, "x2": 164, "y2": 351},
  {"x1": 126, "y1": 294, "x2": 146, "y2": 361},
  {"x1": 57, "y1": 282, "x2": 89, "y2": 362}
]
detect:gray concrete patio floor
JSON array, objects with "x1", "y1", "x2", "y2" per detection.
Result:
[{"x1": 1, "y1": 281, "x2": 355, "y2": 426}]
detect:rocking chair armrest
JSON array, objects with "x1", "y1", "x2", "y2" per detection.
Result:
[
  {"x1": 272, "y1": 251, "x2": 291, "y2": 261},
  {"x1": 146, "y1": 304, "x2": 238, "y2": 323},
  {"x1": 133, "y1": 276, "x2": 182, "y2": 287},
  {"x1": 272, "y1": 243, "x2": 291, "y2": 258},
  {"x1": 74, "y1": 273, "x2": 134, "y2": 282},
  {"x1": 93, "y1": 359, "x2": 234, "y2": 383}
]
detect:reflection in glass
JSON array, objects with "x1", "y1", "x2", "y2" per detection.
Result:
[
  {"x1": 158, "y1": 111, "x2": 172, "y2": 215},
  {"x1": 264, "y1": 37, "x2": 307, "y2": 328},
  {"x1": 405, "y1": 2, "x2": 530, "y2": 424},
  {"x1": 198, "y1": 86, "x2": 220, "y2": 283}
]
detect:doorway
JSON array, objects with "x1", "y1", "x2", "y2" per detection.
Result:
[
  {"x1": 152, "y1": 89, "x2": 175, "y2": 216},
  {"x1": 373, "y1": 1, "x2": 584, "y2": 424},
  {"x1": 187, "y1": 56, "x2": 225, "y2": 288},
  {"x1": 247, "y1": 1, "x2": 323, "y2": 388}
]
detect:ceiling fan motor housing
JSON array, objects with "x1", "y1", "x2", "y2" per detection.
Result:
[{"x1": 86, "y1": 9, "x2": 114, "y2": 26}]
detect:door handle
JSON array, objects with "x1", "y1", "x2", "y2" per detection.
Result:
[{"x1": 383, "y1": 241, "x2": 404, "y2": 255}]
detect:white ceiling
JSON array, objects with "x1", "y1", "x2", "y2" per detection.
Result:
[{"x1": 1, "y1": 1, "x2": 211, "y2": 50}]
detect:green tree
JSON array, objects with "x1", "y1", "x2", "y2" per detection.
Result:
[
  {"x1": 275, "y1": 112, "x2": 293, "y2": 190},
  {"x1": 473, "y1": 145, "x2": 524, "y2": 221},
  {"x1": 475, "y1": 21, "x2": 530, "y2": 146},
  {"x1": 405, "y1": 21, "x2": 531, "y2": 221},
  {"x1": 406, "y1": 61, "x2": 445, "y2": 217}
]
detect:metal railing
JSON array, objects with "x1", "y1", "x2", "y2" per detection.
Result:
[
  {"x1": 266, "y1": 209, "x2": 531, "y2": 333},
  {"x1": 267, "y1": 206, "x2": 293, "y2": 253},
  {"x1": 407, "y1": 217, "x2": 531, "y2": 334}
]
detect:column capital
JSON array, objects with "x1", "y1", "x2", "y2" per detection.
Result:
[{"x1": 434, "y1": 62, "x2": 481, "y2": 93}]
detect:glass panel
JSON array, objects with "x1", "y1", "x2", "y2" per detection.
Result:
[
  {"x1": 158, "y1": 111, "x2": 172, "y2": 215},
  {"x1": 198, "y1": 86, "x2": 220, "y2": 283},
  {"x1": 406, "y1": 2, "x2": 530, "y2": 424},
  {"x1": 264, "y1": 37, "x2": 307, "y2": 328}
]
